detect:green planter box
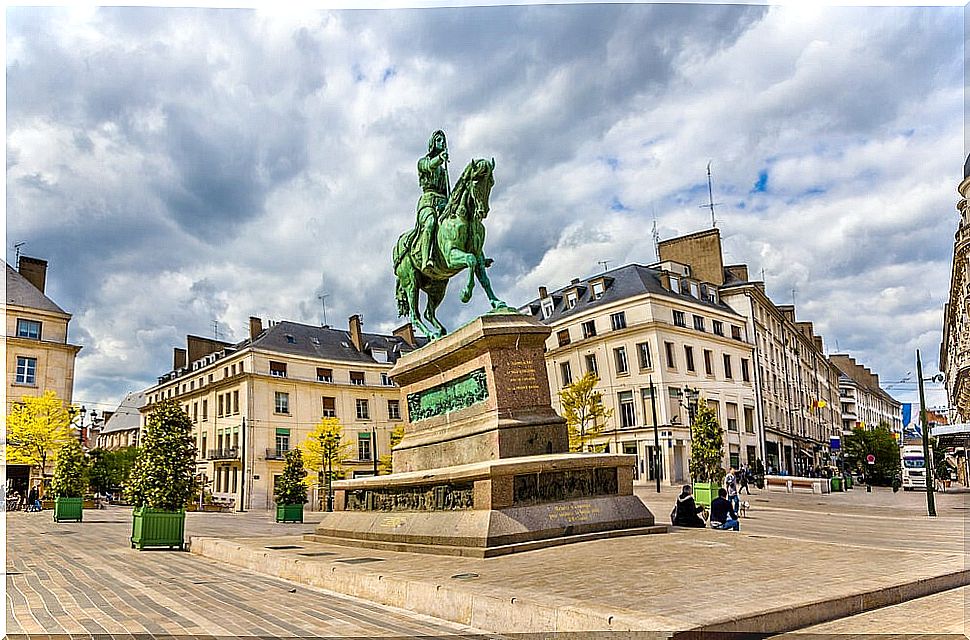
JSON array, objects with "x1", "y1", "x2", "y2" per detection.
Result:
[
  {"x1": 53, "y1": 497, "x2": 83, "y2": 523},
  {"x1": 692, "y1": 482, "x2": 719, "y2": 508},
  {"x1": 845, "y1": 475, "x2": 854, "y2": 489},
  {"x1": 830, "y1": 477, "x2": 843, "y2": 492},
  {"x1": 131, "y1": 507, "x2": 186, "y2": 550},
  {"x1": 276, "y1": 503, "x2": 304, "y2": 523}
]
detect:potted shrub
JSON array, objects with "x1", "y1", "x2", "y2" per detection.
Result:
[
  {"x1": 51, "y1": 439, "x2": 87, "y2": 523},
  {"x1": 275, "y1": 449, "x2": 308, "y2": 523},
  {"x1": 689, "y1": 397, "x2": 725, "y2": 508},
  {"x1": 125, "y1": 399, "x2": 197, "y2": 550}
]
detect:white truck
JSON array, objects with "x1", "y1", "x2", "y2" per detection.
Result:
[{"x1": 900, "y1": 443, "x2": 930, "y2": 490}]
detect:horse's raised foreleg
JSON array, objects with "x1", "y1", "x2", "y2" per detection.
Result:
[
  {"x1": 444, "y1": 248, "x2": 478, "y2": 304},
  {"x1": 474, "y1": 255, "x2": 508, "y2": 309}
]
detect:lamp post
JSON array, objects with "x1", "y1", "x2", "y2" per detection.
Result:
[
  {"x1": 916, "y1": 350, "x2": 937, "y2": 517},
  {"x1": 682, "y1": 386, "x2": 699, "y2": 482},
  {"x1": 649, "y1": 377, "x2": 661, "y2": 493}
]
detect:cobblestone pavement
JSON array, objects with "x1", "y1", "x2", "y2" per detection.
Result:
[{"x1": 4, "y1": 507, "x2": 484, "y2": 637}]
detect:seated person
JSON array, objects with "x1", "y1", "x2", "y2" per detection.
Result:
[
  {"x1": 671, "y1": 485, "x2": 706, "y2": 528},
  {"x1": 710, "y1": 488, "x2": 740, "y2": 531}
]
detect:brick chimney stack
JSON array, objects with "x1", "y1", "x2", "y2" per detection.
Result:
[
  {"x1": 18, "y1": 256, "x2": 48, "y2": 293},
  {"x1": 349, "y1": 314, "x2": 364, "y2": 352},
  {"x1": 393, "y1": 323, "x2": 416, "y2": 347},
  {"x1": 538, "y1": 286, "x2": 548, "y2": 298},
  {"x1": 249, "y1": 316, "x2": 263, "y2": 341}
]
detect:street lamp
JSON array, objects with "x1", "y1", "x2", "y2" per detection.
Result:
[{"x1": 68, "y1": 406, "x2": 98, "y2": 447}]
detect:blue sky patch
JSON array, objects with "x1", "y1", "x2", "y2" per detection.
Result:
[{"x1": 751, "y1": 169, "x2": 768, "y2": 193}]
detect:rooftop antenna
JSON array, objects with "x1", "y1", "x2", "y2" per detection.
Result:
[
  {"x1": 792, "y1": 287, "x2": 797, "y2": 307},
  {"x1": 211, "y1": 320, "x2": 222, "y2": 341},
  {"x1": 14, "y1": 242, "x2": 25, "y2": 268},
  {"x1": 698, "y1": 161, "x2": 722, "y2": 228},
  {"x1": 651, "y1": 218, "x2": 661, "y2": 261},
  {"x1": 317, "y1": 292, "x2": 330, "y2": 327},
  {"x1": 597, "y1": 260, "x2": 612, "y2": 273}
]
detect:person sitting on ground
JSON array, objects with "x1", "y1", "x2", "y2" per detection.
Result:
[
  {"x1": 710, "y1": 488, "x2": 740, "y2": 531},
  {"x1": 671, "y1": 485, "x2": 706, "y2": 528}
]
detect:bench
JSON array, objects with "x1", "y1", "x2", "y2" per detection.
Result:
[{"x1": 764, "y1": 475, "x2": 831, "y2": 494}]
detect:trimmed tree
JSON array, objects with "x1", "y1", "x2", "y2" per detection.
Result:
[
  {"x1": 51, "y1": 439, "x2": 87, "y2": 522},
  {"x1": 559, "y1": 372, "x2": 613, "y2": 453},
  {"x1": 275, "y1": 449, "x2": 308, "y2": 522},
  {"x1": 125, "y1": 400, "x2": 196, "y2": 549},
  {"x1": 689, "y1": 397, "x2": 725, "y2": 506}
]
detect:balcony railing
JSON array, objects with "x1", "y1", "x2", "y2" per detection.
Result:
[
  {"x1": 266, "y1": 448, "x2": 289, "y2": 460},
  {"x1": 208, "y1": 447, "x2": 239, "y2": 460}
]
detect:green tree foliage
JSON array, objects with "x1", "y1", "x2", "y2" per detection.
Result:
[
  {"x1": 50, "y1": 439, "x2": 87, "y2": 498},
  {"x1": 559, "y1": 372, "x2": 613, "y2": 453},
  {"x1": 377, "y1": 424, "x2": 405, "y2": 475},
  {"x1": 88, "y1": 447, "x2": 140, "y2": 494},
  {"x1": 274, "y1": 449, "x2": 308, "y2": 505},
  {"x1": 6, "y1": 390, "x2": 74, "y2": 476},
  {"x1": 843, "y1": 422, "x2": 901, "y2": 485},
  {"x1": 124, "y1": 400, "x2": 197, "y2": 510},
  {"x1": 689, "y1": 398, "x2": 725, "y2": 484}
]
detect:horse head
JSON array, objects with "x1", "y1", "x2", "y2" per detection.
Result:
[{"x1": 467, "y1": 158, "x2": 495, "y2": 220}]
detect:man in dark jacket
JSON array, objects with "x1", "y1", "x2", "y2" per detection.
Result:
[
  {"x1": 671, "y1": 485, "x2": 706, "y2": 528},
  {"x1": 710, "y1": 488, "x2": 740, "y2": 531}
]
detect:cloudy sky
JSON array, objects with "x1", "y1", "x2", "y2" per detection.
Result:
[{"x1": 7, "y1": 3, "x2": 960, "y2": 413}]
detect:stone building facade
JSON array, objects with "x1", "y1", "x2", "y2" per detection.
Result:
[
  {"x1": 521, "y1": 258, "x2": 759, "y2": 486},
  {"x1": 941, "y1": 155, "x2": 970, "y2": 422},
  {"x1": 140, "y1": 315, "x2": 420, "y2": 510},
  {"x1": 830, "y1": 354, "x2": 902, "y2": 437},
  {"x1": 97, "y1": 391, "x2": 144, "y2": 450}
]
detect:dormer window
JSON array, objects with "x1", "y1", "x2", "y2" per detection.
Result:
[
  {"x1": 670, "y1": 277, "x2": 681, "y2": 294},
  {"x1": 541, "y1": 298, "x2": 555, "y2": 318},
  {"x1": 706, "y1": 287, "x2": 718, "y2": 304},
  {"x1": 591, "y1": 281, "x2": 605, "y2": 300},
  {"x1": 285, "y1": 334, "x2": 296, "y2": 344},
  {"x1": 372, "y1": 349, "x2": 389, "y2": 363},
  {"x1": 565, "y1": 290, "x2": 578, "y2": 309},
  {"x1": 689, "y1": 282, "x2": 700, "y2": 298}
]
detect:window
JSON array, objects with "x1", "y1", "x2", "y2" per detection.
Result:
[
  {"x1": 224, "y1": 367, "x2": 229, "y2": 377},
  {"x1": 585, "y1": 353, "x2": 598, "y2": 375},
  {"x1": 693, "y1": 315, "x2": 705, "y2": 331},
  {"x1": 727, "y1": 403, "x2": 739, "y2": 431},
  {"x1": 358, "y1": 433, "x2": 372, "y2": 461},
  {"x1": 275, "y1": 429, "x2": 290, "y2": 456},
  {"x1": 741, "y1": 358, "x2": 751, "y2": 383},
  {"x1": 640, "y1": 387, "x2": 659, "y2": 426},
  {"x1": 560, "y1": 361, "x2": 573, "y2": 386},
  {"x1": 704, "y1": 350, "x2": 714, "y2": 376},
  {"x1": 317, "y1": 367, "x2": 333, "y2": 382},
  {"x1": 637, "y1": 342, "x2": 652, "y2": 369},
  {"x1": 707, "y1": 288, "x2": 718, "y2": 304},
  {"x1": 274, "y1": 392, "x2": 289, "y2": 414},
  {"x1": 231, "y1": 364, "x2": 236, "y2": 376},
  {"x1": 356, "y1": 398, "x2": 370, "y2": 420},
  {"x1": 16, "y1": 319, "x2": 41, "y2": 339},
  {"x1": 689, "y1": 282, "x2": 700, "y2": 299},
  {"x1": 670, "y1": 277, "x2": 681, "y2": 294},
  {"x1": 541, "y1": 299, "x2": 555, "y2": 318},
  {"x1": 713, "y1": 320, "x2": 724, "y2": 336},
  {"x1": 614, "y1": 346, "x2": 629, "y2": 375},
  {"x1": 217, "y1": 395, "x2": 224, "y2": 417},
  {"x1": 372, "y1": 349, "x2": 389, "y2": 363},
  {"x1": 731, "y1": 325, "x2": 743, "y2": 341},
  {"x1": 202, "y1": 399, "x2": 208, "y2": 421},
  {"x1": 388, "y1": 399, "x2": 401, "y2": 420},
  {"x1": 668, "y1": 387, "x2": 683, "y2": 422},
  {"x1": 233, "y1": 390, "x2": 239, "y2": 414},
  {"x1": 350, "y1": 371, "x2": 365, "y2": 386},
  {"x1": 193, "y1": 402, "x2": 198, "y2": 423},
  {"x1": 723, "y1": 354, "x2": 733, "y2": 379},
  {"x1": 591, "y1": 281, "x2": 605, "y2": 299},
  {"x1": 664, "y1": 342, "x2": 676, "y2": 369},
  {"x1": 610, "y1": 312, "x2": 627, "y2": 331},
  {"x1": 673, "y1": 311, "x2": 686, "y2": 327},
  {"x1": 582, "y1": 320, "x2": 597, "y2": 339},
  {"x1": 381, "y1": 372, "x2": 393, "y2": 386},
  {"x1": 565, "y1": 291, "x2": 578, "y2": 309},
  {"x1": 15, "y1": 356, "x2": 37, "y2": 385},
  {"x1": 684, "y1": 346, "x2": 696, "y2": 372},
  {"x1": 270, "y1": 361, "x2": 287, "y2": 378},
  {"x1": 557, "y1": 329, "x2": 571, "y2": 347},
  {"x1": 618, "y1": 391, "x2": 636, "y2": 428},
  {"x1": 322, "y1": 396, "x2": 336, "y2": 418},
  {"x1": 744, "y1": 407, "x2": 755, "y2": 434}
]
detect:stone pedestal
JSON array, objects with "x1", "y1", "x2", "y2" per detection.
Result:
[{"x1": 309, "y1": 312, "x2": 661, "y2": 557}]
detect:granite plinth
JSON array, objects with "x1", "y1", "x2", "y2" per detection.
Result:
[{"x1": 309, "y1": 454, "x2": 659, "y2": 557}]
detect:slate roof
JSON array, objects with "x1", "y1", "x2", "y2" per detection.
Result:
[
  {"x1": 249, "y1": 320, "x2": 426, "y2": 365},
  {"x1": 6, "y1": 264, "x2": 67, "y2": 315},
  {"x1": 100, "y1": 391, "x2": 146, "y2": 434},
  {"x1": 519, "y1": 263, "x2": 742, "y2": 324}
]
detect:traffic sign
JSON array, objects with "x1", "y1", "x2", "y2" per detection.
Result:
[{"x1": 866, "y1": 454, "x2": 876, "y2": 465}]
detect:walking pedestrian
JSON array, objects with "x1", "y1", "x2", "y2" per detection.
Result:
[
  {"x1": 724, "y1": 467, "x2": 740, "y2": 514},
  {"x1": 26, "y1": 484, "x2": 40, "y2": 512},
  {"x1": 739, "y1": 465, "x2": 751, "y2": 495}
]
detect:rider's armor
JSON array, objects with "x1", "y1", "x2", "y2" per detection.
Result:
[{"x1": 416, "y1": 131, "x2": 449, "y2": 270}]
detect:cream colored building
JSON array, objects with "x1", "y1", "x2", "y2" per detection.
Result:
[
  {"x1": 522, "y1": 260, "x2": 759, "y2": 486},
  {"x1": 830, "y1": 354, "x2": 902, "y2": 436},
  {"x1": 942, "y1": 155, "x2": 970, "y2": 422},
  {"x1": 6, "y1": 257, "x2": 82, "y2": 412},
  {"x1": 141, "y1": 316, "x2": 419, "y2": 510}
]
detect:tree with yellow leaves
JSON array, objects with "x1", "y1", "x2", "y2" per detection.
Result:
[
  {"x1": 559, "y1": 372, "x2": 613, "y2": 453},
  {"x1": 300, "y1": 417, "x2": 353, "y2": 510},
  {"x1": 377, "y1": 424, "x2": 405, "y2": 475},
  {"x1": 6, "y1": 390, "x2": 74, "y2": 477}
]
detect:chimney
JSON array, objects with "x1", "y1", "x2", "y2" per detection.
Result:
[
  {"x1": 173, "y1": 347, "x2": 187, "y2": 370},
  {"x1": 393, "y1": 323, "x2": 417, "y2": 347},
  {"x1": 539, "y1": 286, "x2": 548, "y2": 298},
  {"x1": 349, "y1": 314, "x2": 364, "y2": 352},
  {"x1": 571, "y1": 278, "x2": 580, "y2": 285},
  {"x1": 249, "y1": 316, "x2": 263, "y2": 341},
  {"x1": 18, "y1": 256, "x2": 48, "y2": 293}
]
